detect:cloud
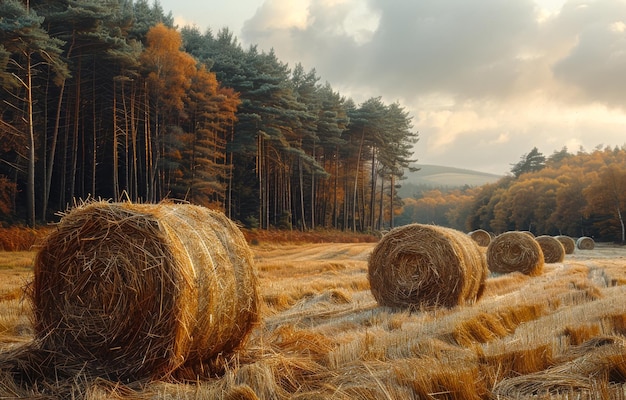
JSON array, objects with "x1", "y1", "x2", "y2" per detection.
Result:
[
  {"x1": 240, "y1": 0, "x2": 626, "y2": 174},
  {"x1": 242, "y1": 0, "x2": 309, "y2": 31},
  {"x1": 552, "y1": 1, "x2": 626, "y2": 108}
]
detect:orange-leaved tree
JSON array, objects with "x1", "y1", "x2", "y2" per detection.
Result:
[
  {"x1": 140, "y1": 23, "x2": 197, "y2": 201},
  {"x1": 583, "y1": 161, "x2": 626, "y2": 243}
]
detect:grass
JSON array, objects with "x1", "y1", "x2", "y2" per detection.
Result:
[{"x1": 1, "y1": 238, "x2": 626, "y2": 398}]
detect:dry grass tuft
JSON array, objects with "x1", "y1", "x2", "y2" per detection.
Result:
[
  {"x1": 492, "y1": 339, "x2": 626, "y2": 398},
  {"x1": 452, "y1": 312, "x2": 509, "y2": 346},
  {"x1": 577, "y1": 236, "x2": 595, "y2": 250},
  {"x1": 486, "y1": 231, "x2": 545, "y2": 276},
  {"x1": 468, "y1": 229, "x2": 491, "y2": 247},
  {"x1": 495, "y1": 302, "x2": 547, "y2": 332},
  {"x1": 31, "y1": 201, "x2": 259, "y2": 381},
  {"x1": 223, "y1": 384, "x2": 260, "y2": 400},
  {"x1": 481, "y1": 343, "x2": 554, "y2": 384},
  {"x1": 555, "y1": 235, "x2": 576, "y2": 254},
  {"x1": 368, "y1": 224, "x2": 488, "y2": 309},
  {"x1": 482, "y1": 272, "x2": 530, "y2": 297},
  {"x1": 535, "y1": 235, "x2": 566, "y2": 263},
  {"x1": 562, "y1": 324, "x2": 603, "y2": 346},
  {"x1": 0, "y1": 227, "x2": 51, "y2": 252},
  {"x1": 394, "y1": 358, "x2": 487, "y2": 400}
]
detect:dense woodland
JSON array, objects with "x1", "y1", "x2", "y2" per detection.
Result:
[
  {"x1": 399, "y1": 146, "x2": 626, "y2": 243},
  {"x1": 0, "y1": 0, "x2": 418, "y2": 231},
  {"x1": 1, "y1": 1, "x2": 625, "y2": 243}
]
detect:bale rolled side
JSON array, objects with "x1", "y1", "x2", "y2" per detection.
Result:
[
  {"x1": 368, "y1": 224, "x2": 488, "y2": 309},
  {"x1": 32, "y1": 202, "x2": 259, "y2": 380},
  {"x1": 535, "y1": 235, "x2": 565, "y2": 263},
  {"x1": 469, "y1": 229, "x2": 492, "y2": 247},
  {"x1": 486, "y1": 231, "x2": 544, "y2": 276},
  {"x1": 576, "y1": 236, "x2": 595, "y2": 250},
  {"x1": 555, "y1": 235, "x2": 576, "y2": 255}
]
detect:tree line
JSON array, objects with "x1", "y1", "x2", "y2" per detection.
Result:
[
  {"x1": 399, "y1": 146, "x2": 626, "y2": 243},
  {"x1": 0, "y1": 0, "x2": 418, "y2": 231}
]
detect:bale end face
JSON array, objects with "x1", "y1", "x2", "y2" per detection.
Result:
[
  {"x1": 555, "y1": 235, "x2": 576, "y2": 254},
  {"x1": 32, "y1": 201, "x2": 259, "y2": 380},
  {"x1": 368, "y1": 223, "x2": 488, "y2": 310},
  {"x1": 469, "y1": 229, "x2": 492, "y2": 247},
  {"x1": 535, "y1": 235, "x2": 565, "y2": 263},
  {"x1": 576, "y1": 236, "x2": 595, "y2": 250},
  {"x1": 486, "y1": 231, "x2": 544, "y2": 276}
]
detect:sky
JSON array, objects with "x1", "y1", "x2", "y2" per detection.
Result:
[{"x1": 158, "y1": 0, "x2": 626, "y2": 175}]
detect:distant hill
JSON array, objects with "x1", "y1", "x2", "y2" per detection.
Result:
[{"x1": 397, "y1": 164, "x2": 503, "y2": 198}]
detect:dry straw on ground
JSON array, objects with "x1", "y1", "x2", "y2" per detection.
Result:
[
  {"x1": 486, "y1": 231, "x2": 545, "y2": 276},
  {"x1": 468, "y1": 229, "x2": 491, "y2": 247},
  {"x1": 577, "y1": 236, "x2": 595, "y2": 250},
  {"x1": 368, "y1": 223, "x2": 488, "y2": 309},
  {"x1": 555, "y1": 235, "x2": 576, "y2": 254},
  {"x1": 31, "y1": 201, "x2": 259, "y2": 381},
  {"x1": 535, "y1": 235, "x2": 566, "y2": 263}
]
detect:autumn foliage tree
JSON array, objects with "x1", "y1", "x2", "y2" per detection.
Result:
[
  {"x1": 583, "y1": 156, "x2": 626, "y2": 243},
  {"x1": 0, "y1": 2, "x2": 421, "y2": 232},
  {"x1": 458, "y1": 146, "x2": 626, "y2": 242}
]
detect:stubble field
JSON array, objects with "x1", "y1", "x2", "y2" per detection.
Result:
[{"x1": 1, "y1": 240, "x2": 626, "y2": 398}]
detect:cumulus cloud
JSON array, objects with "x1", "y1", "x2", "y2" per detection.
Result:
[
  {"x1": 240, "y1": 0, "x2": 626, "y2": 174},
  {"x1": 552, "y1": 1, "x2": 626, "y2": 108}
]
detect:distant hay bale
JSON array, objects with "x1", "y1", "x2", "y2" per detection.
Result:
[
  {"x1": 576, "y1": 236, "x2": 595, "y2": 250},
  {"x1": 486, "y1": 231, "x2": 544, "y2": 276},
  {"x1": 555, "y1": 235, "x2": 576, "y2": 255},
  {"x1": 535, "y1": 235, "x2": 565, "y2": 263},
  {"x1": 32, "y1": 201, "x2": 259, "y2": 380},
  {"x1": 468, "y1": 229, "x2": 491, "y2": 247},
  {"x1": 368, "y1": 224, "x2": 488, "y2": 309}
]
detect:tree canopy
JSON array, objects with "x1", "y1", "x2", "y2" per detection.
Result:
[
  {"x1": 399, "y1": 146, "x2": 626, "y2": 243},
  {"x1": 0, "y1": 1, "x2": 419, "y2": 232}
]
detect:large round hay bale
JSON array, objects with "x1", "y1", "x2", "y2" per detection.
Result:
[
  {"x1": 468, "y1": 229, "x2": 491, "y2": 247},
  {"x1": 555, "y1": 235, "x2": 576, "y2": 255},
  {"x1": 368, "y1": 224, "x2": 488, "y2": 309},
  {"x1": 486, "y1": 231, "x2": 544, "y2": 276},
  {"x1": 32, "y1": 202, "x2": 259, "y2": 380},
  {"x1": 535, "y1": 235, "x2": 565, "y2": 263},
  {"x1": 576, "y1": 236, "x2": 595, "y2": 250}
]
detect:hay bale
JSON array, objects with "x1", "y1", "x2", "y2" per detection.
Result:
[
  {"x1": 32, "y1": 201, "x2": 259, "y2": 380},
  {"x1": 555, "y1": 235, "x2": 576, "y2": 255},
  {"x1": 486, "y1": 231, "x2": 544, "y2": 276},
  {"x1": 535, "y1": 235, "x2": 565, "y2": 263},
  {"x1": 576, "y1": 236, "x2": 595, "y2": 250},
  {"x1": 367, "y1": 224, "x2": 488, "y2": 309},
  {"x1": 468, "y1": 229, "x2": 491, "y2": 247}
]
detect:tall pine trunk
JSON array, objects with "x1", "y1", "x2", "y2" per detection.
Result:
[
  {"x1": 352, "y1": 129, "x2": 365, "y2": 231},
  {"x1": 26, "y1": 53, "x2": 36, "y2": 227},
  {"x1": 69, "y1": 57, "x2": 81, "y2": 202},
  {"x1": 112, "y1": 79, "x2": 119, "y2": 198},
  {"x1": 44, "y1": 79, "x2": 65, "y2": 219}
]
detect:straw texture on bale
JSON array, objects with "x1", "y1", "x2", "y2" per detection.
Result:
[
  {"x1": 555, "y1": 235, "x2": 576, "y2": 254},
  {"x1": 32, "y1": 202, "x2": 259, "y2": 380},
  {"x1": 468, "y1": 229, "x2": 491, "y2": 247},
  {"x1": 535, "y1": 235, "x2": 565, "y2": 263},
  {"x1": 486, "y1": 231, "x2": 544, "y2": 276},
  {"x1": 576, "y1": 236, "x2": 595, "y2": 250},
  {"x1": 368, "y1": 224, "x2": 488, "y2": 309}
]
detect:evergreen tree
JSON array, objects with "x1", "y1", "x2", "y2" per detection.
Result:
[
  {"x1": 0, "y1": 0, "x2": 68, "y2": 226},
  {"x1": 510, "y1": 146, "x2": 545, "y2": 178}
]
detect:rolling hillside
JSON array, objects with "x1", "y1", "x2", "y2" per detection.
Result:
[{"x1": 398, "y1": 164, "x2": 503, "y2": 197}]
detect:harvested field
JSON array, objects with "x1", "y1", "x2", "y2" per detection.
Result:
[{"x1": 1, "y1": 241, "x2": 626, "y2": 398}]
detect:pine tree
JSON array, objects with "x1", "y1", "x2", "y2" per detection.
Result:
[
  {"x1": 0, "y1": 0, "x2": 68, "y2": 226},
  {"x1": 511, "y1": 147, "x2": 546, "y2": 178}
]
